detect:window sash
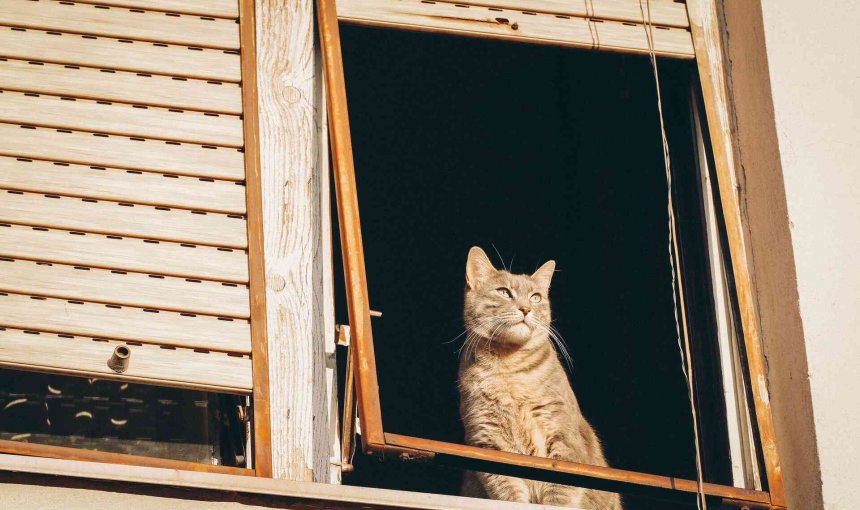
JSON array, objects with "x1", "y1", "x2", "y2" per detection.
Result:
[{"x1": 319, "y1": 0, "x2": 786, "y2": 506}]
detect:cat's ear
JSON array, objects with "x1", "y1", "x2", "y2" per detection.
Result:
[
  {"x1": 466, "y1": 246, "x2": 496, "y2": 289},
  {"x1": 531, "y1": 260, "x2": 556, "y2": 290}
]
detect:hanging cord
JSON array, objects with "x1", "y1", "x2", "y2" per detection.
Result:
[{"x1": 638, "y1": 1, "x2": 708, "y2": 509}]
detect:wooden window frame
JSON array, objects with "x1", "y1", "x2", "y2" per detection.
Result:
[
  {"x1": 318, "y1": 0, "x2": 787, "y2": 507},
  {"x1": 0, "y1": 0, "x2": 272, "y2": 478}
]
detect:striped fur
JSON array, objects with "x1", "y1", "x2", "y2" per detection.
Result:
[{"x1": 458, "y1": 247, "x2": 622, "y2": 509}]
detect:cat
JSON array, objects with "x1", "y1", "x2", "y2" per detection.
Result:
[{"x1": 458, "y1": 246, "x2": 622, "y2": 509}]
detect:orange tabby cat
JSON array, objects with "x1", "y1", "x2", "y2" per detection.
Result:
[{"x1": 458, "y1": 247, "x2": 622, "y2": 509}]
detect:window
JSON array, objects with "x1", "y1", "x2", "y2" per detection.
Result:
[
  {"x1": 320, "y1": 0, "x2": 786, "y2": 508},
  {"x1": 0, "y1": 0, "x2": 271, "y2": 476}
]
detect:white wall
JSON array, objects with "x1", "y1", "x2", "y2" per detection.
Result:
[{"x1": 759, "y1": 1, "x2": 860, "y2": 508}]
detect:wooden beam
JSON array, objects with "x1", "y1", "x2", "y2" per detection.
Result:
[
  {"x1": 0, "y1": 453, "x2": 568, "y2": 510},
  {"x1": 254, "y1": 0, "x2": 337, "y2": 481},
  {"x1": 686, "y1": 0, "x2": 786, "y2": 506},
  {"x1": 318, "y1": 0, "x2": 386, "y2": 455}
]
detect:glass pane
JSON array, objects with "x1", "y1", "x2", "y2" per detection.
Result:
[{"x1": 0, "y1": 369, "x2": 247, "y2": 466}]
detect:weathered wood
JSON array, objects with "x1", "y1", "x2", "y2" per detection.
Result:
[
  {"x1": 336, "y1": 0, "x2": 694, "y2": 58},
  {"x1": 0, "y1": 258, "x2": 250, "y2": 318},
  {"x1": 0, "y1": 292, "x2": 251, "y2": 353},
  {"x1": 0, "y1": 328, "x2": 252, "y2": 393},
  {"x1": 0, "y1": 223, "x2": 248, "y2": 283},
  {"x1": 686, "y1": 0, "x2": 786, "y2": 506},
  {"x1": 0, "y1": 89, "x2": 243, "y2": 147},
  {"x1": 0, "y1": 26, "x2": 241, "y2": 82},
  {"x1": 0, "y1": 453, "x2": 564, "y2": 510},
  {"x1": 0, "y1": 190, "x2": 247, "y2": 248},
  {"x1": 257, "y1": 0, "x2": 335, "y2": 481},
  {"x1": 1, "y1": 0, "x2": 239, "y2": 50},
  {"x1": 0, "y1": 157, "x2": 247, "y2": 215},
  {"x1": 0, "y1": 124, "x2": 245, "y2": 180},
  {"x1": 436, "y1": 0, "x2": 690, "y2": 28},
  {"x1": 67, "y1": 0, "x2": 239, "y2": 19},
  {"x1": 0, "y1": 58, "x2": 242, "y2": 114}
]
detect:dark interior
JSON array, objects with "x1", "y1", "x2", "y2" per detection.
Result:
[
  {"x1": 334, "y1": 24, "x2": 733, "y2": 508},
  {"x1": 0, "y1": 369, "x2": 247, "y2": 467}
]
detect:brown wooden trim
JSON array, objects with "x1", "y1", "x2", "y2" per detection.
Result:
[
  {"x1": 384, "y1": 433, "x2": 773, "y2": 506},
  {"x1": 316, "y1": 0, "x2": 386, "y2": 453},
  {"x1": 239, "y1": 0, "x2": 273, "y2": 478},
  {"x1": 685, "y1": 0, "x2": 786, "y2": 506},
  {"x1": 0, "y1": 439, "x2": 253, "y2": 476}
]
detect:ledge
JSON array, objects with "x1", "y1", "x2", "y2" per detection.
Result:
[{"x1": 0, "y1": 454, "x2": 563, "y2": 510}]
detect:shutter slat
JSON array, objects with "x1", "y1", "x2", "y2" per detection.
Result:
[
  {"x1": 0, "y1": 190, "x2": 247, "y2": 249},
  {"x1": 70, "y1": 0, "x2": 239, "y2": 19},
  {"x1": 0, "y1": 26, "x2": 241, "y2": 82},
  {"x1": 0, "y1": 293, "x2": 251, "y2": 353},
  {"x1": 0, "y1": 59, "x2": 242, "y2": 114},
  {"x1": 0, "y1": 224, "x2": 248, "y2": 283},
  {"x1": 336, "y1": 0, "x2": 694, "y2": 58},
  {"x1": 0, "y1": 259, "x2": 250, "y2": 318},
  {"x1": 0, "y1": 124, "x2": 245, "y2": 180},
  {"x1": 0, "y1": 157, "x2": 247, "y2": 215},
  {"x1": 2, "y1": 0, "x2": 239, "y2": 50},
  {"x1": 0, "y1": 328, "x2": 252, "y2": 393},
  {"x1": 0, "y1": 90, "x2": 243, "y2": 147}
]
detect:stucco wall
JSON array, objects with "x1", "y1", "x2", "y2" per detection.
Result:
[{"x1": 757, "y1": 1, "x2": 860, "y2": 508}]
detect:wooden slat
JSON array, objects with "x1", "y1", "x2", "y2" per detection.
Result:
[
  {"x1": 0, "y1": 259, "x2": 250, "y2": 318},
  {"x1": 0, "y1": 58, "x2": 242, "y2": 114},
  {"x1": 0, "y1": 293, "x2": 250, "y2": 353},
  {"x1": 0, "y1": 190, "x2": 248, "y2": 249},
  {"x1": 0, "y1": 224, "x2": 248, "y2": 283},
  {"x1": 336, "y1": 0, "x2": 694, "y2": 58},
  {"x1": 2, "y1": 0, "x2": 239, "y2": 50},
  {"x1": 69, "y1": 0, "x2": 239, "y2": 19},
  {"x1": 0, "y1": 124, "x2": 245, "y2": 180},
  {"x1": 0, "y1": 90, "x2": 243, "y2": 147},
  {"x1": 0, "y1": 328, "x2": 252, "y2": 393},
  {"x1": 433, "y1": 0, "x2": 690, "y2": 29},
  {"x1": 0, "y1": 157, "x2": 247, "y2": 215},
  {"x1": 0, "y1": 26, "x2": 241, "y2": 82}
]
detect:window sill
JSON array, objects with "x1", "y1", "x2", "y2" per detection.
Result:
[{"x1": 0, "y1": 453, "x2": 564, "y2": 510}]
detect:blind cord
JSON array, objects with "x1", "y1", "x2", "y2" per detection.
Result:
[{"x1": 638, "y1": 1, "x2": 708, "y2": 509}]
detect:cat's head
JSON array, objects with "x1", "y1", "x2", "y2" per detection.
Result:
[{"x1": 463, "y1": 246, "x2": 555, "y2": 346}]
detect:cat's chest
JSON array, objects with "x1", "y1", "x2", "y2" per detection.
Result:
[{"x1": 476, "y1": 370, "x2": 545, "y2": 407}]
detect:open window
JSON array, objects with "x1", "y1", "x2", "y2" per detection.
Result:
[
  {"x1": 0, "y1": 0, "x2": 272, "y2": 476},
  {"x1": 320, "y1": 0, "x2": 786, "y2": 508}
]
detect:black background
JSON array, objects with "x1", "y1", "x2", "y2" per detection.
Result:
[{"x1": 335, "y1": 24, "x2": 729, "y2": 508}]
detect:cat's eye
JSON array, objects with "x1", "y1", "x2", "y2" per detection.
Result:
[
  {"x1": 530, "y1": 293, "x2": 542, "y2": 304},
  {"x1": 496, "y1": 287, "x2": 512, "y2": 298}
]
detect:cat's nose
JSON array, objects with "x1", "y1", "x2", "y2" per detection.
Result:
[{"x1": 519, "y1": 306, "x2": 531, "y2": 316}]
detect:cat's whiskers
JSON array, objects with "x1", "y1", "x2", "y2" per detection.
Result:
[{"x1": 528, "y1": 317, "x2": 574, "y2": 372}]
